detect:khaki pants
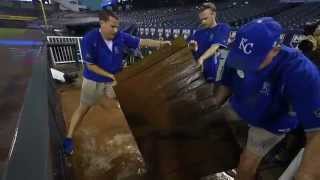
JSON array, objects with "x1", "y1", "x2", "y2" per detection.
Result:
[
  {"x1": 223, "y1": 104, "x2": 285, "y2": 157},
  {"x1": 80, "y1": 78, "x2": 116, "y2": 106}
]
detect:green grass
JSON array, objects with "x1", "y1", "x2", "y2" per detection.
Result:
[{"x1": 0, "y1": 28, "x2": 27, "y2": 39}]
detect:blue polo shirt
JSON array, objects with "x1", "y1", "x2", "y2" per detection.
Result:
[
  {"x1": 221, "y1": 46, "x2": 320, "y2": 134},
  {"x1": 81, "y1": 28, "x2": 140, "y2": 82},
  {"x1": 189, "y1": 23, "x2": 230, "y2": 82}
]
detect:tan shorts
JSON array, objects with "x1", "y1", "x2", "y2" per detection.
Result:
[
  {"x1": 224, "y1": 104, "x2": 285, "y2": 157},
  {"x1": 80, "y1": 78, "x2": 116, "y2": 106},
  {"x1": 246, "y1": 126, "x2": 285, "y2": 157}
]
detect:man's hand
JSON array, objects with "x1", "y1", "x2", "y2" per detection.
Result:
[
  {"x1": 109, "y1": 74, "x2": 115, "y2": 81},
  {"x1": 200, "y1": 97, "x2": 221, "y2": 113},
  {"x1": 295, "y1": 131, "x2": 320, "y2": 180},
  {"x1": 110, "y1": 79, "x2": 117, "y2": 86},
  {"x1": 188, "y1": 40, "x2": 198, "y2": 51},
  {"x1": 108, "y1": 74, "x2": 117, "y2": 86},
  {"x1": 87, "y1": 64, "x2": 116, "y2": 81}
]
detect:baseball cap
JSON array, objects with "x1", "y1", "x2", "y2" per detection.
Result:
[
  {"x1": 226, "y1": 17, "x2": 283, "y2": 71},
  {"x1": 101, "y1": 0, "x2": 117, "y2": 9}
]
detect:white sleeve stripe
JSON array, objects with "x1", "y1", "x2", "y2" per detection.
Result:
[
  {"x1": 212, "y1": 43, "x2": 228, "y2": 48},
  {"x1": 304, "y1": 127, "x2": 320, "y2": 132},
  {"x1": 215, "y1": 51, "x2": 228, "y2": 82},
  {"x1": 137, "y1": 38, "x2": 141, "y2": 48}
]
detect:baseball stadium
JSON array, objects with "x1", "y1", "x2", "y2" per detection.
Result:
[{"x1": 0, "y1": 0, "x2": 320, "y2": 180}]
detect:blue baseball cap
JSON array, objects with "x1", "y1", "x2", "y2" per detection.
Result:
[
  {"x1": 101, "y1": 0, "x2": 117, "y2": 9},
  {"x1": 226, "y1": 17, "x2": 283, "y2": 71}
]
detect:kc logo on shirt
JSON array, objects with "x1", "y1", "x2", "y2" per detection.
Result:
[
  {"x1": 260, "y1": 81, "x2": 271, "y2": 96},
  {"x1": 239, "y1": 38, "x2": 254, "y2": 55}
]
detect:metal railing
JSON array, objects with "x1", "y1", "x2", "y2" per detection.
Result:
[
  {"x1": 47, "y1": 36, "x2": 83, "y2": 64},
  {"x1": 46, "y1": 31, "x2": 305, "y2": 66}
]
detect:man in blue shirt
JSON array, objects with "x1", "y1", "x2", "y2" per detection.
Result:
[
  {"x1": 63, "y1": 10, "x2": 171, "y2": 155},
  {"x1": 188, "y1": 2, "x2": 230, "y2": 83},
  {"x1": 211, "y1": 17, "x2": 320, "y2": 180}
]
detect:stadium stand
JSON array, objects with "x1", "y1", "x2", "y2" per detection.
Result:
[{"x1": 112, "y1": 0, "x2": 320, "y2": 40}]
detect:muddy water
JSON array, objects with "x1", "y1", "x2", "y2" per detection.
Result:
[{"x1": 59, "y1": 86, "x2": 147, "y2": 180}]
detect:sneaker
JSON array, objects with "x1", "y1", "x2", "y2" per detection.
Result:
[
  {"x1": 63, "y1": 138, "x2": 74, "y2": 156},
  {"x1": 201, "y1": 169, "x2": 236, "y2": 180}
]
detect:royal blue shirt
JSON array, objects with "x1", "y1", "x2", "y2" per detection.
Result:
[
  {"x1": 81, "y1": 28, "x2": 140, "y2": 82},
  {"x1": 221, "y1": 46, "x2": 320, "y2": 134},
  {"x1": 189, "y1": 23, "x2": 230, "y2": 82}
]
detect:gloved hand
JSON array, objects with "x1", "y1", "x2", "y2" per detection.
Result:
[
  {"x1": 188, "y1": 40, "x2": 198, "y2": 52},
  {"x1": 200, "y1": 97, "x2": 221, "y2": 113}
]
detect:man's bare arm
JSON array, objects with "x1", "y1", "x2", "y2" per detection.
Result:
[
  {"x1": 140, "y1": 39, "x2": 171, "y2": 48},
  {"x1": 200, "y1": 85, "x2": 232, "y2": 112},
  {"x1": 213, "y1": 84, "x2": 232, "y2": 106},
  {"x1": 87, "y1": 64, "x2": 115, "y2": 81},
  {"x1": 295, "y1": 131, "x2": 320, "y2": 180},
  {"x1": 197, "y1": 44, "x2": 220, "y2": 66}
]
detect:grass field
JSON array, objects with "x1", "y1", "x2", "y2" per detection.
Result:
[
  {"x1": 0, "y1": 28, "x2": 27, "y2": 39},
  {"x1": 0, "y1": 14, "x2": 37, "y2": 21}
]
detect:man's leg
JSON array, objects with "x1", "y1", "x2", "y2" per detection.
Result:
[
  {"x1": 236, "y1": 126, "x2": 285, "y2": 180},
  {"x1": 99, "y1": 83, "x2": 120, "y2": 109},
  {"x1": 66, "y1": 103, "x2": 91, "y2": 138},
  {"x1": 237, "y1": 149, "x2": 263, "y2": 180},
  {"x1": 295, "y1": 131, "x2": 320, "y2": 180},
  {"x1": 63, "y1": 78, "x2": 103, "y2": 155}
]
